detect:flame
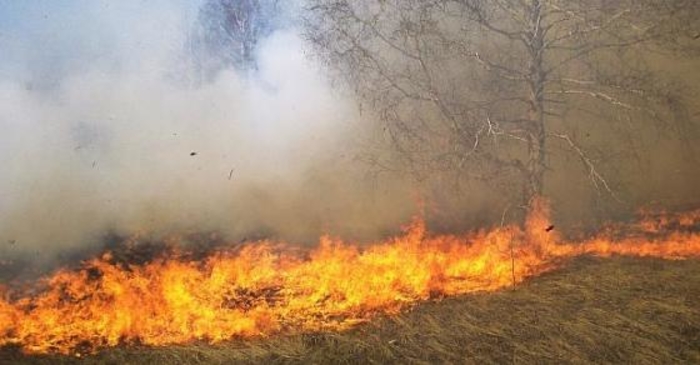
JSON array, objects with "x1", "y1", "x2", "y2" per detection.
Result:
[{"x1": 0, "y1": 199, "x2": 699, "y2": 355}]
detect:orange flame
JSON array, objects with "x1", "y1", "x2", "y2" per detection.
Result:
[{"x1": 0, "y1": 199, "x2": 699, "y2": 355}]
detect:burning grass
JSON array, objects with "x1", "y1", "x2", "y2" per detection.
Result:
[
  {"x1": 0, "y1": 199, "x2": 699, "y2": 360},
  {"x1": 2, "y1": 256, "x2": 699, "y2": 364}
]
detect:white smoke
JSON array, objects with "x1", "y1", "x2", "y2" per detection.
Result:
[{"x1": 0, "y1": 1, "x2": 414, "y2": 259}]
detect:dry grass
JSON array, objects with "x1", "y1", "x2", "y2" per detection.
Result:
[{"x1": 2, "y1": 256, "x2": 699, "y2": 364}]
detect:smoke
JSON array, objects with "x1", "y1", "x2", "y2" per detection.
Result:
[
  {"x1": 0, "y1": 0, "x2": 415, "y2": 260},
  {"x1": 1, "y1": 1, "x2": 698, "y2": 266}
]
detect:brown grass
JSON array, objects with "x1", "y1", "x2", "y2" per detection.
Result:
[{"x1": 2, "y1": 256, "x2": 699, "y2": 364}]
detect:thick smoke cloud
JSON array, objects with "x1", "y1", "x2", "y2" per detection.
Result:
[{"x1": 0, "y1": 1, "x2": 414, "y2": 260}]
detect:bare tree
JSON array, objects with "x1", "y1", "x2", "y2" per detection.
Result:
[
  {"x1": 305, "y1": 0, "x2": 700, "y2": 211},
  {"x1": 186, "y1": 0, "x2": 283, "y2": 82}
]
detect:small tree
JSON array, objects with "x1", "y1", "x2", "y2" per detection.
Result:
[{"x1": 306, "y1": 0, "x2": 700, "y2": 213}]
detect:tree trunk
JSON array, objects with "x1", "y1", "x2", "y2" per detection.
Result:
[{"x1": 524, "y1": 0, "x2": 547, "y2": 208}]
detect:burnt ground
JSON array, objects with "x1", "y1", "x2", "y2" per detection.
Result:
[{"x1": 1, "y1": 256, "x2": 699, "y2": 364}]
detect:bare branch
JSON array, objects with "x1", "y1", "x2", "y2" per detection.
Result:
[{"x1": 548, "y1": 132, "x2": 622, "y2": 202}]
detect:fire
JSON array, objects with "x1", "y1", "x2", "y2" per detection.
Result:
[{"x1": 0, "y1": 199, "x2": 699, "y2": 355}]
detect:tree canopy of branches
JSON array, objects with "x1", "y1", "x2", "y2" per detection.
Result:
[
  {"x1": 306, "y1": 0, "x2": 700, "y2": 210},
  {"x1": 187, "y1": 0, "x2": 283, "y2": 81}
]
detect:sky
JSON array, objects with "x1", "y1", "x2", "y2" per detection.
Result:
[{"x1": 0, "y1": 0, "x2": 201, "y2": 87}]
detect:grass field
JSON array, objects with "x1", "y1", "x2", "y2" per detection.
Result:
[{"x1": 2, "y1": 256, "x2": 699, "y2": 364}]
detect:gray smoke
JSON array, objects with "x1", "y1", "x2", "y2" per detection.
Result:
[{"x1": 0, "y1": 1, "x2": 415, "y2": 261}]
